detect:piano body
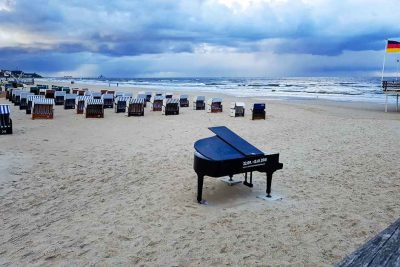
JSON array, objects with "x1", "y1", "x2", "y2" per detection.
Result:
[{"x1": 193, "y1": 126, "x2": 283, "y2": 203}]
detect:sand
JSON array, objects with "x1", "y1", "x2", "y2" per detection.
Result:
[{"x1": 0, "y1": 82, "x2": 399, "y2": 266}]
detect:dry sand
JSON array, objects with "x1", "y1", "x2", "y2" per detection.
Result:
[{"x1": 0, "y1": 82, "x2": 399, "y2": 266}]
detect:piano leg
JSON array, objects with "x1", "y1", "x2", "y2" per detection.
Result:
[
  {"x1": 266, "y1": 172, "x2": 273, "y2": 197},
  {"x1": 243, "y1": 172, "x2": 253, "y2": 188},
  {"x1": 197, "y1": 175, "x2": 204, "y2": 203}
]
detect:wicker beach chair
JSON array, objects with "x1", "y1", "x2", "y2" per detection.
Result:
[
  {"x1": 76, "y1": 96, "x2": 92, "y2": 114},
  {"x1": 145, "y1": 92, "x2": 152, "y2": 102},
  {"x1": 54, "y1": 91, "x2": 66, "y2": 105},
  {"x1": 72, "y1": 88, "x2": 79, "y2": 94},
  {"x1": 162, "y1": 98, "x2": 180, "y2": 115},
  {"x1": 32, "y1": 98, "x2": 54, "y2": 120},
  {"x1": 12, "y1": 90, "x2": 23, "y2": 105},
  {"x1": 151, "y1": 95, "x2": 164, "y2": 111},
  {"x1": 127, "y1": 98, "x2": 145, "y2": 116},
  {"x1": 101, "y1": 89, "x2": 108, "y2": 95},
  {"x1": 230, "y1": 102, "x2": 245, "y2": 117},
  {"x1": 84, "y1": 98, "x2": 104, "y2": 118},
  {"x1": 193, "y1": 96, "x2": 206, "y2": 110},
  {"x1": 251, "y1": 103, "x2": 266, "y2": 120},
  {"x1": 207, "y1": 98, "x2": 223, "y2": 113},
  {"x1": 30, "y1": 86, "x2": 39, "y2": 95},
  {"x1": 0, "y1": 104, "x2": 12, "y2": 135},
  {"x1": 114, "y1": 96, "x2": 130, "y2": 113},
  {"x1": 62, "y1": 87, "x2": 71, "y2": 94},
  {"x1": 137, "y1": 93, "x2": 147, "y2": 107},
  {"x1": 102, "y1": 93, "x2": 114, "y2": 108},
  {"x1": 64, "y1": 94, "x2": 77, "y2": 109},
  {"x1": 19, "y1": 92, "x2": 34, "y2": 110},
  {"x1": 26, "y1": 95, "x2": 44, "y2": 114},
  {"x1": 179, "y1": 95, "x2": 189, "y2": 107},
  {"x1": 45, "y1": 89, "x2": 55, "y2": 99}
]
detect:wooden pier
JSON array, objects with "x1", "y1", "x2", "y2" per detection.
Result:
[{"x1": 336, "y1": 218, "x2": 400, "y2": 267}]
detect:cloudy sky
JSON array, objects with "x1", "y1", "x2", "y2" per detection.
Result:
[{"x1": 0, "y1": 0, "x2": 399, "y2": 77}]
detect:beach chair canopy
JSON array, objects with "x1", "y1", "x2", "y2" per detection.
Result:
[
  {"x1": 195, "y1": 96, "x2": 205, "y2": 101},
  {"x1": 12, "y1": 90, "x2": 23, "y2": 96},
  {"x1": 92, "y1": 92, "x2": 102, "y2": 97},
  {"x1": 65, "y1": 94, "x2": 77, "y2": 100},
  {"x1": 231, "y1": 102, "x2": 245, "y2": 108},
  {"x1": 137, "y1": 93, "x2": 146, "y2": 99},
  {"x1": 32, "y1": 98, "x2": 54, "y2": 107},
  {"x1": 115, "y1": 92, "x2": 124, "y2": 97},
  {"x1": 55, "y1": 91, "x2": 66, "y2": 97},
  {"x1": 123, "y1": 93, "x2": 133, "y2": 98},
  {"x1": 129, "y1": 98, "x2": 145, "y2": 104},
  {"x1": 180, "y1": 95, "x2": 189, "y2": 100},
  {"x1": 210, "y1": 98, "x2": 222, "y2": 103},
  {"x1": 85, "y1": 98, "x2": 104, "y2": 108},
  {"x1": 20, "y1": 92, "x2": 33, "y2": 99},
  {"x1": 163, "y1": 98, "x2": 179, "y2": 105},
  {"x1": 253, "y1": 103, "x2": 265, "y2": 110},
  {"x1": 145, "y1": 92, "x2": 152, "y2": 97},
  {"x1": 28, "y1": 95, "x2": 44, "y2": 101},
  {"x1": 0, "y1": 105, "x2": 10, "y2": 115},
  {"x1": 154, "y1": 95, "x2": 164, "y2": 101},
  {"x1": 115, "y1": 96, "x2": 130, "y2": 103},
  {"x1": 102, "y1": 94, "x2": 114, "y2": 100},
  {"x1": 76, "y1": 95, "x2": 92, "y2": 104},
  {"x1": 39, "y1": 89, "x2": 47, "y2": 93}
]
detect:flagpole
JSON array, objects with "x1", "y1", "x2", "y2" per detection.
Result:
[{"x1": 381, "y1": 40, "x2": 387, "y2": 82}]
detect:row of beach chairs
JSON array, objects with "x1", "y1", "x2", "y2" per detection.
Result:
[{"x1": 1, "y1": 86, "x2": 267, "y2": 135}]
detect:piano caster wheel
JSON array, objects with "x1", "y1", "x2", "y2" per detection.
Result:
[{"x1": 198, "y1": 200, "x2": 208, "y2": 205}]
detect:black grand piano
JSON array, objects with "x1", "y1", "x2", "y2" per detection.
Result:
[{"x1": 193, "y1": 126, "x2": 283, "y2": 203}]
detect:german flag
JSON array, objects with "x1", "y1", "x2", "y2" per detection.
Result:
[{"x1": 387, "y1": 40, "x2": 400, "y2": 53}]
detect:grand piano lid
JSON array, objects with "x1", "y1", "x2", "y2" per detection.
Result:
[
  {"x1": 194, "y1": 126, "x2": 264, "y2": 160},
  {"x1": 209, "y1": 126, "x2": 264, "y2": 157},
  {"x1": 194, "y1": 136, "x2": 245, "y2": 161}
]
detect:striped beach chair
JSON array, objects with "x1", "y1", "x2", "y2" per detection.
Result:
[
  {"x1": 179, "y1": 95, "x2": 189, "y2": 107},
  {"x1": 193, "y1": 96, "x2": 206, "y2": 110},
  {"x1": 115, "y1": 96, "x2": 131, "y2": 113},
  {"x1": 84, "y1": 98, "x2": 104, "y2": 118},
  {"x1": 0, "y1": 104, "x2": 12, "y2": 135},
  {"x1": 32, "y1": 98, "x2": 54, "y2": 119},
  {"x1": 26, "y1": 95, "x2": 44, "y2": 114},
  {"x1": 102, "y1": 93, "x2": 114, "y2": 108},
  {"x1": 19, "y1": 92, "x2": 34, "y2": 110},
  {"x1": 207, "y1": 98, "x2": 223, "y2": 113},
  {"x1": 127, "y1": 98, "x2": 145, "y2": 116},
  {"x1": 54, "y1": 91, "x2": 66, "y2": 105},
  {"x1": 162, "y1": 98, "x2": 180, "y2": 115},
  {"x1": 137, "y1": 93, "x2": 147, "y2": 107},
  {"x1": 76, "y1": 96, "x2": 92, "y2": 114},
  {"x1": 64, "y1": 94, "x2": 77, "y2": 109},
  {"x1": 151, "y1": 95, "x2": 164, "y2": 111}
]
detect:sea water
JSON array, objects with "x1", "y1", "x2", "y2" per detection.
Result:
[{"x1": 39, "y1": 77, "x2": 394, "y2": 103}]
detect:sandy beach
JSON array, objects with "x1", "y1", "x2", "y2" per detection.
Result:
[{"x1": 0, "y1": 82, "x2": 399, "y2": 266}]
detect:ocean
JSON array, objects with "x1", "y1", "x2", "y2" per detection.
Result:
[{"x1": 39, "y1": 77, "x2": 394, "y2": 103}]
